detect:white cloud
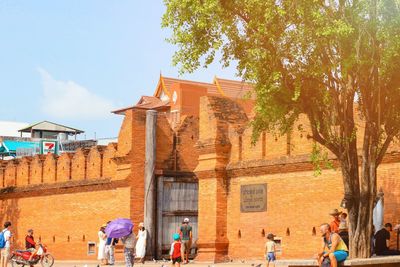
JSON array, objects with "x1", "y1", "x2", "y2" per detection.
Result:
[{"x1": 38, "y1": 67, "x2": 115, "y2": 120}]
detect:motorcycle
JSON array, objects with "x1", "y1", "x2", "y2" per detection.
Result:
[{"x1": 10, "y1": 244, "x2": 54, "y2": 267}]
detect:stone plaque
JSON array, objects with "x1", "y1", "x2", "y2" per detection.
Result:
[{"x1": 240, "y1": 183, "x2": 267, "y2": 212}]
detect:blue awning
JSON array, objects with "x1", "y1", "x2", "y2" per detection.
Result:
[{"x1": 1, "y1": 140, "x2": 39, "y2": 153}]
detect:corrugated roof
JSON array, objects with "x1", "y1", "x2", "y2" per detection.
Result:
[{"x1": 19, "y1": 121, "x2": 84, "y2": 134}]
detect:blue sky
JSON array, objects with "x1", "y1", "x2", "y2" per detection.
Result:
[{"x1": 0, "y1": 1, "x2": 237, "y2": 139}]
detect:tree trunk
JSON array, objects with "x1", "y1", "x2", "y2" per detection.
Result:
[
  {"x1": 347, "y1": 164, "x2": 376, "y2": 258},
  {"x1": 344, "y1": 122, "x2": 378, "y2": 259}
]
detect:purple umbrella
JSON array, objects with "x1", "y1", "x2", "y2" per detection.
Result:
[{"x1": 105, "y1": 218, "x2": 134, "y2": 238}]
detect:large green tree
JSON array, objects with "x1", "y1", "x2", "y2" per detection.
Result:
[{"x1": 163, "y1": 0, "x2": 400, "y2": 258}]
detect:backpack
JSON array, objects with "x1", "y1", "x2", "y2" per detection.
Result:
[
  {"x1": 321, "y1": 257, "x2": 331, "y2": 267},
  {"x1": 0, "y1": 230, "x2": 6, "y2": 249}
]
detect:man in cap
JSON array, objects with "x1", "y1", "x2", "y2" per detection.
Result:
[
  {"x1": 329, "y1": 209, "x2": 342, "y2": 233},
  {"x1": 179, "y1": 218, "x2": 192, "y2": 264}
]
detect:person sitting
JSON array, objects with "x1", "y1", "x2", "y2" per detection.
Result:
[
  {"x1": 25, "y1": 229, "x2": 37, "y2": 264},
  {"x1": 374, "y1": 223, "x2": 400, "y2": 256},
  {"x1": 317, "y1": 223, "x2": 348, "y2": 267},
  {"x1": 329, "y1": 209, "x2": 342, "y2": 233}
]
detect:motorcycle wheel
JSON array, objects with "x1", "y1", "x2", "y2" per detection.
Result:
[
  {"x1": 10, "y1": 254, "x2": 25, "y2": 267},
  {"x1": 41, "y1": 254, "x2": 54, "y2": 267}
]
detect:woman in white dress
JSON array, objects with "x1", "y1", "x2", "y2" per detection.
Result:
[
  {"x1": 135, "y1": 222, "x2": 147, "y2": 263},
  {"x1": 98, "y1": 225, "x2": 107, "y2": 265}
]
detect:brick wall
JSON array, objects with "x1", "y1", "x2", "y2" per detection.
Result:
[
  {"x1": 196, "y1": 95, "x2": 400, "y2": 262},
  {"x1": 0, "y1": 187, "x2": 130, "y2": 260}
]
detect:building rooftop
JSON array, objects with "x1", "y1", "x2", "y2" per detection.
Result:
[
  {"x1": 112, "y1": 75, "x2": 254, "y2": 115},
  {"x1": 18, "y1": 121, "x2": 84, "y2": 134}
]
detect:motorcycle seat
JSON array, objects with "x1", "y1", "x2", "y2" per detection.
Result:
[{"x1": 16, "y1": 250, "x2": 30, "y2": 253}]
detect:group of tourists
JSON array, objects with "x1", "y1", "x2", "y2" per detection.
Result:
[
  {"x1": 263, "y1": 208, "x2": 400, "y2": 267},
  {"x1": 0, "y1": 222, "x2": 45, "y2": 267},
  {"x1": 97, "y1": 217, "x2": 193, "y2": 267},
  {"x1": 317, "y1": 209, "x2": 400, "y2": 267},
  {"x1": 169, "y1": 218, "x2": 193, "y2": 266},
  {"x1": 97, "y1": 221, "x2": 147, "y2": 266}
]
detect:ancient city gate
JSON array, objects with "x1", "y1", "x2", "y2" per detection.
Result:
[
  {"x1": 156, "y1": 174, "x2": 198, "y2": 258},
  {"x1": 144, "y1": 110, "x2": 198, "y2": 258}
]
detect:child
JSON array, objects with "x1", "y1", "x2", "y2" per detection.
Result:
[
  {"x1": 265, "y1": 233, "x2": 276, "y2": 267},
  {"x1": 170, "y1": 233, "x2": 182, "y2": 267},
  {"x1": 340, "y1": 212, "x2": 348, "y2": 228}
]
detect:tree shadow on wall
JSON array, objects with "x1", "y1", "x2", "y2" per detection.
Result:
[{"x1": 0, "y1": 199, "x2": 21, "y2": 249}]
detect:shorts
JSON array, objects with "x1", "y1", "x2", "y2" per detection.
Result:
[
  {"x1": 267, "y1": 252, "x2": 276, "y2": 262},
  {"x1": 181, "y1": 240, "x2": 192, "y2": 254},
  {"x1": 172, "y1": 256, "x2": 182, "y2": 264},
  {"x1": 333, "y1": 250, "x2": 348, "y2": 262},
  {"x1": 1, "y1": 247, "x2": 10, "y2": 258}
]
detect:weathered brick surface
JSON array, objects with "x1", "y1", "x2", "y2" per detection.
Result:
[
  {"x1": 129, "y1": 109, "x2": 146, "y2": 226},
  {"x1": 87, "y1": 146, "x2": 105, "y2": 179},
  {"x1": 30, "y1": 155, "x2": 45, "y2": 185},
  {"x1": 71, "y1": 148, "x2": 89, "y2": 181},
  {"x1": 103, "y1": 143, "x2": 117, "y2": 179},
  {"x1": 57, "y1": 153, "x2": 72, "y2": 182},
  {"x1": 5, "y1": 160, "x2": 17, "y2": 187},
  {"x1": 16, "y1": 157, "x2": 31, "y2": 186},
  {"x1": 43, "y1": 154, "x2": 57, "y2": 184}
]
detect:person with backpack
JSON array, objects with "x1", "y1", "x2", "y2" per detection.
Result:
[{"x1": 0, "y1": 221, "x2": 12, "y2": 267}]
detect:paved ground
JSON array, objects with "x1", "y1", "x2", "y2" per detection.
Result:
[{"x1": 53, "y1": 261, "x2": 264, "y2": 267}]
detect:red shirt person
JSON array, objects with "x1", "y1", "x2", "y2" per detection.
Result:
[
  {"x1": 329, "y1": 209, "x2": 342, "y2": 233},
  {"x1": 25, "y1": 229, "x2": 36, "y2": 250},
  {"x1": 25, "y1": 229, "x2": 38, "y2": 265}
]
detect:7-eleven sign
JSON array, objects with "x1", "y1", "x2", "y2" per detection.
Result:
[{"x1": 40, "y1": 140, "x2": 58, "y2": 154}]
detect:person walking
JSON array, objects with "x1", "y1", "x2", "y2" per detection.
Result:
[
  {"x1": 179, "y1": 218, "x2": 192, "y2": 264},
  {"x1": 121, "y1": 230, "x2": 136, "y2": 267},
  {"x1": 98, "y1": 224, "x2": 107, "y2": 265},
  {"x1": 0, "y1": 221, "x2": 12, "y2": 267},
  {"x1": 264, "y1": 233, "x2": 276, "y2": 267},
  {"x1": 135, "y1": 222, "x2": 147, "y2": 264},
  {"x1": 105, "y1": 237, "x2": 118, "y2": 265},
  {"x1": 170, "y1": 233, "x2": 182, "y2": 267}
]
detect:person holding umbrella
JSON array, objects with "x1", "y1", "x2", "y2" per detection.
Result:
[
  {"x1": 121, "y1": 230, "x2": 136, "y2": 267},
  {"x1": 105, "y1": 218, "x2": 136, "y2": 267}
]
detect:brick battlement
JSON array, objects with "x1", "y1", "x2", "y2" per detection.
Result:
[{"x1": 0, "y1": 142, "x2": 118, "y2": 189}]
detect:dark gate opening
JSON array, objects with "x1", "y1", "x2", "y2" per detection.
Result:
[{"x1": 156, "y1": 175, "x2": 198, "y2": 259}]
